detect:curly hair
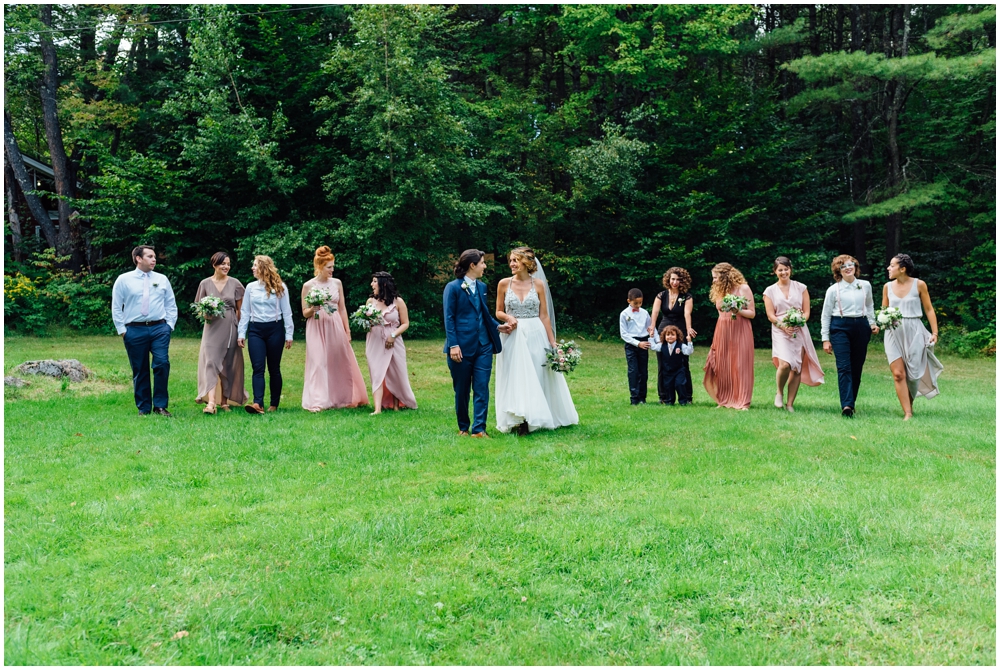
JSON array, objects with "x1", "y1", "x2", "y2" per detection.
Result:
[
  {"x1": 660, "y1": 324, "x2": 684, "y2": 342},
  {"x1": 370, "y1": 271, "x2": 399, "y2": 305},
  {"x1": 831, "y1": 254, "x2": 860, "y2": 282},
  {"x1": 662, "y1": 266, "x2": 692, "y2": 294},
  {"x1": 508, "y1": 246, "x2": 538, "y2": 274},
  {"x1": 313, "y1": 245, "x2": 335, "y2": 276},
  {"x1": 708, "y1": 262, "x2": 746, "y2": 303},
  {"x1": 893, "y1": 253, "x2": 915, "y2": 275},
  {"x1": 253, "y1": 255, "x2": 285, "y2": 298}
]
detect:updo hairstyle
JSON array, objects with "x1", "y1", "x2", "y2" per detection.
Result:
[
  {"x1": 313, "y1": 245, "x2": 335, "y2": 276},
  {"x1": 508, "y1": 246, "x2": 538, "y2": 274}
]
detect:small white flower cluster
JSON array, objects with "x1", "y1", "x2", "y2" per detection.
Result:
[
  {"x1": 875, "y1": 306, "x2": 903, "y2": 331},
  {"x1": 305, "y1": 287, "x2": 336, "y2": 319},
  {"x1": 544, "y1": 340, "x2": 582, "y2": 374},
  {"x1": 720, "y1": 294, "x2": 748, "y2": 319},
  {"x1": 778, "y1": 307, "x2": 807, "y2": 338},
  {"x1": 190, "y1": 295, "x2": 225, "y2": 323},
  {"x1": 350, "y1": 303, "x2": 385, "y2": 331}
]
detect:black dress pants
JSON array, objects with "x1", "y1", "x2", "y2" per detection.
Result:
[
  {"x1": 658, "y1": 352, "x2": 693, "y2": 404},
  {"x1": 625, "y1": 337, "x2": 649, "y2": 404},
  {"x1": 829, "y1": 316, "x2": 871, "y2": 410},
  {"x1": 248, "y1": 320, "x2": 286, "y2": 407}
]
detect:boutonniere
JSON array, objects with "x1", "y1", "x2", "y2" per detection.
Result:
[
  {"x1": 677, "y1": 296, "x2": 686, "y2": 304},
  {"x1": 625, "y1": 315, "x2": 633, "y2": 323},
  {"x1": 460, "y1": 280, "x2": 471, "y2": 294},
  {"x1": 152, "y1": 282, "x2": 159, "y2": 288},
  {"x1": 854, "y1": 282, "x2": 862, "y2": 290}
]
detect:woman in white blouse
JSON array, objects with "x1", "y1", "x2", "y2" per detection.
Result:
[
  {"x1": 820, "y1": 255, "x2": 878, "y2": 417},
  {"x1": 237, "y1": 256, "x2": 294, "y2": 413}
]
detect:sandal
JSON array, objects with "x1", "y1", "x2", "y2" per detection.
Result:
[{"x1": 203, "y1": 403, "x2": 217, "y2": 415}]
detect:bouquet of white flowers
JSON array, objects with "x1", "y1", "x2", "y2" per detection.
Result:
[
  {"x1": 350, "y1": 303, "x2": 385, "y2": 331},
  {"x1": 720, "y1": 294, "x2": 748, "y2": 319},
  {"x1": 305, "y1": 287, "x2": 336, "y2": 319},
  {"x1": 190, "y1": 295, "x2": 225, "y2": 323},
  {"x1": 875, "y1": 306, "x2": 903, "y2": 331},
  {"x1": 778, "y1": 307, "x2": 807, "y2": 338},
  {"x1": 544, "y1": 340, "x2": 582, "y2": 374}
]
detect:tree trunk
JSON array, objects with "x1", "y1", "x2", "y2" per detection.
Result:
[
  {"x1": 39, "y1": 4, "x2": 84, "y2": 269},
  {"x1": 883, "y1": 5, "x2": 909, "y2": 264},
  {"x1": 849, "y1": 4, "x2": 869, "y2": 272},
  {"x1": 4, "y1": 156, "x2": 24, "y2": 260},
  {"x1": 4, "y1": 110, "x2": 60, "y2": 249}
]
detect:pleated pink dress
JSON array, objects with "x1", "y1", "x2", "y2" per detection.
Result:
[
  {"x1": 302, "y1": 280, "x2": 369, "y2": 411},
  {"x1": 703, "y1": 297, "x2": 755, "y2": 409},
  {"x1": 365, "y1": 302, "x2": 418, "y2": 410},
  {"x1": 763, "y1": 281, "x2": 824, "y2": 386}
]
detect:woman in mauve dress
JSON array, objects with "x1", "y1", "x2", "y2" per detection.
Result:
[
  {"x1": 881, "y1": 253, "x2": 943, "y2": 421},
  {"x1": 300, "y1": 246, "x2": 369, "y2": 412},
  {"x1": 762, "y1": 256, "x2": 824, "y2": 413},
  {"x1": 364, "y1": 272, "x2": 417, "y2": 414},
  {"x1": 194, "y1": 252, "x2": 248, "y2": 413},
  {"x1": 703, "y1": 262, "x2": 756, "y2": 409}
]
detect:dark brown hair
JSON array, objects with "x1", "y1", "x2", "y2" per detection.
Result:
[
  {"x1": 662, "y1": 267, "x2": 692, "y2": 294},
  {"x1": 210, "y1": 251, "x2": 230, "y2": 268},
  {"x1": 132, "y1": 245, "x2": 155, "y2": 263},
  {"x1": 893, "y1": 253, "x2": 915, "y2": 275},
  {"x1": 773, "y1": 256, "x2": 792, "y2": 272},
  {"x1": 660, "y1": 325, "x2": 683, "y2": 341},
  {"x1": 454, "y1": 249, "x2": 486, "y2": 278},
  {"x1": 370, "y1": 271, "x2": 399, "y2": 305}
]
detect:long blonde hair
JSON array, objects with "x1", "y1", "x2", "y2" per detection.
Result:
[
  {"x1": 254, "y1": 255, "x2": 285, "y2": 297},
  {"x1": 708, "y1": 262, "x2": 746, "y2": 303}
]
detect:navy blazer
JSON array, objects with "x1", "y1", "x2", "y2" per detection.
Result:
[{"x1": 442, "y1": 278, "x2": 503, "y2": 355}]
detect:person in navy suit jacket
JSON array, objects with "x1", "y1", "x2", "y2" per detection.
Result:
[{"x1": 443, "y1": 249, "x2": 511, "y2": 437}]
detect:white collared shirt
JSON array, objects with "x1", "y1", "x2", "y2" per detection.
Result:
[
  {"x1": 650, "y1": 330, "x2": 694, "y2": 355},
  {"x1": 111, "y1": 268, "x2": 178, "y2": 334},
  {"x1": 820, "y1": 278, "x2": 876, "y2": 340},
  {"x1": 237, "y1": 280, "x2": 294, "y2": 340},
  {"x1": 462, "y1": 275, "x2": 477, "y2": 295},
  {"x1": 619, "y1": 306, "x2": 651, "y2": 346}
]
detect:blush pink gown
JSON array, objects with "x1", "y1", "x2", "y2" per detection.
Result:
[
  {"x1": 302, "y1": 280, "x2": 369, "y2": 410},
  {"x1": 763, "y1": 281, "x2": 824, "y2": 386},
  {"x1": 365, "y1": 302, "x2": 418, "y2": 410}
]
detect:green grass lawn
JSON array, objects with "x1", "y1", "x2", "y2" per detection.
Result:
[{"x1": 4, "y1": 334, "x2": 995, "y2": 664}]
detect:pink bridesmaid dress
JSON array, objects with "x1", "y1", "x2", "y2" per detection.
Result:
[
  {"x1": 302, "y1": 280, "x2": 369, "y2": 410},
  {"x1": 365, "y1": 302, "x2": 418, "y2": 410},
  {"x1": 764, "y1": 281, "x2": 824, "y2": 386}
]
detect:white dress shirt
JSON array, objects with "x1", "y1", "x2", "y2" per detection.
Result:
[
  {"x1": 462, "y1": 274, "x2": 477, "y2": 295},
  {"x1": 619, "y1": 306, "x2": 652, "y2": 346},
  {"x1": 650, "y1": 330, "x2": 694, "y2": 355},
  {"x1": 111, "y1": 268, "x2": 178, "y2": 335},
  {"x1": 820, "y1": 278, "x2": 876, "y2": 340},
  {"x1": 237, "y1": 280, "x2": 294, "y2": 340}
]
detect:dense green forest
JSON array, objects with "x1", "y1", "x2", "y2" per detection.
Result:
[{"x1": 3, "y1": 4, "x2": 995, "y2": 353}]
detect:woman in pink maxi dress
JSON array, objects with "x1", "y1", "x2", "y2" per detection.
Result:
[
  {"x1": 762, "y1": 257, "x2": 824, "y2": 413},
  {"x1": 300, "y1": 246, "x2": 369, "y2": 411},
  {"x1": 364, "y1": 272, "x2": 417, "y2": 414}
]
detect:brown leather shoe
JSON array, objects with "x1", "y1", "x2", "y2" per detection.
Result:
[
  {"x1": 458, "y1": 430, "x2": 470, "y2": 436},
  {"x1": 245, "y1": 403, "x2": 265, "y2": 414},
  {"x1": 267, "y1": 406, "x2": 278, "y2": 412},
  {"x1": 470, "y1": 432, "x2": 489, "y2": 438}
]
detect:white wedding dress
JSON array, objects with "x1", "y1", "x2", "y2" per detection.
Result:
[{"x1": 495, "y1": 278, "x2": 579, "y2": 433}]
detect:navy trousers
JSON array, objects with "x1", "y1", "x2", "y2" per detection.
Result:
[
  {"x1": 248, "y1": 320, "x2": 286, "y2": 407},
  {"x1": 123, "y1": 321, "x2": 171, "y2": 413},
  {"x1": 829, "y1": 316, "x2": 871, "y2": 410},
  {"x1": 624, "y1": 337, "x2": 649, "y2": 404},
  {"x1": 448, "y1": 341, "x2": 494, "y2": 434},
  {"x1": 658, "y1": 352, "x2": 693, "y2": 404}
]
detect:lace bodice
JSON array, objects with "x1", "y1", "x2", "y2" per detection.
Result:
[{"x1": 505, "y1": 281, "x2": 540, "y2": 318}]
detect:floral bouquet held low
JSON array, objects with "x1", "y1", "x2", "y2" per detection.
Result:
[
  {"x1": 777, "y1": 307, "x2": 807, "y2": 338},
  {"x1": 544, "y1": 340, "x2": 582, "y2": 374},
  {"x1": 875, "y1": 306, "x2": 903, "y2": 332},
  {"x1": 191, "y1": 295, "x2": 225, "y2": 323},
  {"x1": 305, "y1": 287, "x2": 336, "y2": 319},
  {"x1": 720, "y1": 294, "x2": 749, "y2": 320},
  {"x1": 350, "y1": 303, "x2": 385, "y2": 331}
]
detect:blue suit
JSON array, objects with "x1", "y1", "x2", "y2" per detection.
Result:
[{"x1": 443, "y1": 278, "x2": 503, "y2": 434}]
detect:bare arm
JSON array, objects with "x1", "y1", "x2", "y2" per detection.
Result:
[
  {"x1": 301, "y1": 279, "x2": 319, "y2": 319},
  {"x1": 495, "y1": 277, "x2": 516, "y2": 328},
  {"x1": 739, "y1": 284, "x2": 756, "y2": 319},
  {"x1": 648, "y1": 295, "x2": 662, "y2": 335},
  {"x1": 234, "y1": 297, "x2": 242, "y2": 324},
  {"x1": 393, "y1": 298, "x2": 410, "y2": 337},
  {"x1": 763, "y1": 293, "x2": 777, "y2": 324},
  {"x1": 335, "y1": 279, "x2": 351, "y2": 339},
  {"x1": 881, "y1": 283, "x2": 889, "y2": 309},
  {"x1": 918, "y1": 280, "x2": 938, "y2": 344},
  {"x1": 684, "y1": 297, "x2": 697, "y2": 337},
  {"x1": 537, "y1": 280, "x2": 556, "y2": 347}
]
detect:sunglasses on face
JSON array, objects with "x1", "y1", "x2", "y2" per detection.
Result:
[{"x1": 842, "y1": 262, "x2": 856, "y2": 269}]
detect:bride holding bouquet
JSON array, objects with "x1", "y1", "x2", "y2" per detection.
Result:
[{"x1": 494, "y1": 247, "x2": 579, "y2": 435}]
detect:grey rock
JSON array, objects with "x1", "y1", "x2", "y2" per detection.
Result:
[
  {"x1": 4, "y1": 376, "x2": 30, "y2": 388},
  {"x1": 16, "y1": 359, "x2": 94, "y2": 382}
]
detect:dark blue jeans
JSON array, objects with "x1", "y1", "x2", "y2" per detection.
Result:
[
  {"x1": 248, "y1": 320, "x2": 286, "y2": 407},
  {"x1": 123, "y1": 321, "x2": 171, "y2": 413},
  {"x1": 829, "y1": 316, "x2": 871, "y2": 410},
  {"x1": 448, "y1": 341, "x2": 494, "y2": 434},
  {"x1": 625, "y1": 338, "x2": 649, "y2": 404}
]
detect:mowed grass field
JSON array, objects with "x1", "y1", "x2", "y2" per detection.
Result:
[{"x1": 3, "y1": 334, "x2": 995, "y2": 664}]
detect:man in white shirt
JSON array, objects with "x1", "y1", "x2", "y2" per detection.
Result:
[
  {"x1": 111, "y1": 246, "x2": 178, "y2": 416},
  {"x1": 619, "y1": 288, "x2": 652, "y2": 404}
]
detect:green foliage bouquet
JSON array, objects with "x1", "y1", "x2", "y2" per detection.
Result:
[
  {"x1": 350, "y1": 303, "x2": 385, "y2": 331},
  {"x1": 305, "y1": 287, "x2": 336, "y2": 319},
  {"x1": 720, "y1": 294, "x2": 748, "y2": 320},
  {"x1": 191, "y1": 296, "x2": 225, "y2": 323},
  {"x1": 778, "y1": 308, "x2": 807, "y2": 338},
  {"x1": 544, "y1": 340, "x2": 582, "y2": 374}
]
